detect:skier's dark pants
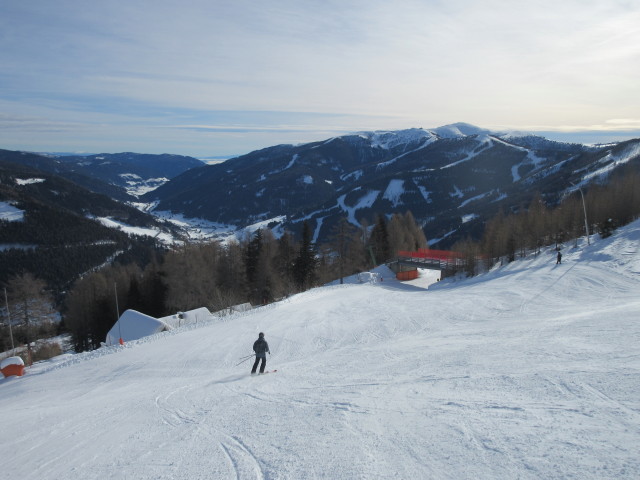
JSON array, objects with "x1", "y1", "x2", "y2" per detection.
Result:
[{"x1": 252, "y1": 356, "x2": 266, "y2": 374}]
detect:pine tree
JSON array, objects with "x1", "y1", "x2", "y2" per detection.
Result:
[
  {"x1": 274, "y1": 231, "x2": 297, "y2": 295},
  {"x1": 139, "y1": 257, "x2": 168, "y2": 318},
  {"x1": 245, "y1": 229, "x2": 263, "y2": 286},
  {"x1": 293, "y1": 221, "x2": 317, "y2": 291},
  {"x1": 216, "y1": 241, "x2": 247, "y2": 310},
  {"x1": 402, "y1": 211, "x2": 428, "y2": 250},
  {"x1": 368, "y1": 214, "x2": 391, "y2": 265},
  {"x1": 126, "y1": 274, "x2": 144, "y2": 312},
  {"x1": 64, "y1": 271, "x2": 109, "y2": 351},
  {"x1": 4, "y1": 273, "x2": 58, "y2": 360},
  {"x1": 245, "y1": 229, "x2": 279, "y2": 304},
  {"x1": 162, "y1": 242, "x2": 222, "y2": 312},
  {"x1": 329, "y1": 217, "x2": 357, "y2": 284}
]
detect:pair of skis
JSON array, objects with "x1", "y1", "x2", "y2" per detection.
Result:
[{"x1": 251, "y1": 370, "x2": 277, "y2": 375}]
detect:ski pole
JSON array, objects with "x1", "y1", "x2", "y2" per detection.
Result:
[
  {"x1": 238, "y1": 353, "x2": 254, "y2": 360},
  {"x1": 235, "y1": 355, "x2": 255, "y2": 366}
]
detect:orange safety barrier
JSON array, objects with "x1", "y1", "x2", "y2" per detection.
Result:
[
  {"x1": 397, "y1": 248, "x2": 464, "y2": 261},
  {"x1": 1, "y1": 363, "x2": 25, "y2": 378},
  {"x1": 396, "y1": 270, "x2": 419, "y2": 281}
]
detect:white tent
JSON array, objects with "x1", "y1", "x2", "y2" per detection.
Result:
[
  {"x1": 159, "y1": 305, "x2": 253, "y2": 328},
  {"x1": 357, "y1": 271, "x2": 380, "y2": 283},
  {"x1": 159, "y1": 307, "x2": 214, "y2": 328},
  {"x1": 105, "y1": 309, "x2": 172, "y2": 346}
]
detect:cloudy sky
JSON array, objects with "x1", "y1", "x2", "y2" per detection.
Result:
[{"x1": 1, "y1": 0, "x2": 639, "y2": 158}]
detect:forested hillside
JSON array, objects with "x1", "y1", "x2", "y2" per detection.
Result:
[
  {"x1": 0, "y1": 160, "x2": 175, "y2": 296},
  {"x1": 0, "y1": 149, "x2": 203, "y2": 201}
]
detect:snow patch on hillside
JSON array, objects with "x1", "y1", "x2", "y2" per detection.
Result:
[
  {"x1": 15, "y1": 178, "x2": 45, "y2": 185},
  {"x1": 94, "y1": 217, "x2": 175, "y2": 244},
  {"x1": 267, "y1": 154, "x2": 299, "y2": 177},
  {"x1": 143, "y1": 210, "x2": 238, "y2": 242},
  {"x1": 376, "y1": 138, "x2": 436, "y2": 170},
  {"x1": 449, "y1": 185, "x2": 464, "y2": 198},
  {"x1": 0, "y1": 243, "x2": 36, "y2": 252},
  {"x1": 459, "y1": 191, "x2": 491, "y2": 208},
  {"x1": 0, "y1": 201, "x2": 24, "y2": 222},
  {"x1": 383, "y1": 179, "x2": 405, "y2": 207},
  {"x1": 441, "y1": 135, "x2": 493, "y2": 169},
  {"x1": 120, "y1": 173, "x2": 169, "y2": 196},
  {"x1": 338, "y1": 189, "x2": 380, "y2": 224},
  {"x1": 244, "y1": 215, "x2": 286, "y2": 235},
  {"x1": 582, "y1": 142, "x2": 640, "y2": 183},
  {"x1": 341, "y1": 169, "x2": 363, "y2": 182},
  {"x1": 358, "y1": 128, "x2": 436, "y2": 150},
  {"x1": 488, "y1": 136, "x2": 548, "y2": 181},
  {"x1": 415, "y1": 183, "x2": 433, "y2": 203},
  {"x1": 285, "y1": 154, "x2": 298, "y2": 170}
]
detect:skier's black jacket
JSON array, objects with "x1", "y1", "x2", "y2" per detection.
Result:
[{"x1": 253, "y1": 338, "x2": 270, "y2": 358}]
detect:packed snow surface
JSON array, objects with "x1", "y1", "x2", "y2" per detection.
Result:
[{"x1": 2, "y1": 221, "x2": 640, "y2": 479}]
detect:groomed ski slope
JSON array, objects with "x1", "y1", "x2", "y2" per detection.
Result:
[{"x1": 2, "y1": 221, "x2": 640, "y2": 479}]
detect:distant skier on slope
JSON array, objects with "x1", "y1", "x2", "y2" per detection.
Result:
[
  {"x1": 556, "y1": 250, "x2": 562, "y2": 264},
  {"x1": 251, "y1": 332, "x2": 270, "y2": 374}
]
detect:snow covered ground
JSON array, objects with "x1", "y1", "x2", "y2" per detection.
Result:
[
  {"x1": 0, "y1": 200, "x2": 25, "y2": 222},
  {"x1": 94, "y1": 216, "x2": 177, "y2": 244},
  {"x1": 1, "y1": 220, "x2": 640, "y2": 479}
]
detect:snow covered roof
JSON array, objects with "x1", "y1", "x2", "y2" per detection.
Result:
[
  {"x1": 105, "y1": 310, "x2": 172, "y2": 345},
  {"x1": 159, "y1": 307, "x2": 214, "y2": 328}
]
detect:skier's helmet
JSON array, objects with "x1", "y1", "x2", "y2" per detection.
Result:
[{"x1": 259, "y1": 332, "x2": 264, "y2": 338}]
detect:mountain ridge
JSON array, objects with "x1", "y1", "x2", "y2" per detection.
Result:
[
  {"x1": 145, "y1": 123, "x2": 636, "y2": 246},
  {"x1": 2, "y1": 123, "x2": 639, "y2": 249}
]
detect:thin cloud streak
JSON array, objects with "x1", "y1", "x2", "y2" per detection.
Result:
[{"x1": 1, "y1": 0, "x2": 639, "y2": 156}]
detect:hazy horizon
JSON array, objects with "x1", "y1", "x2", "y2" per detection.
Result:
[{"x1": 2, "y1": 1, "x2": 639, "y2": 157}]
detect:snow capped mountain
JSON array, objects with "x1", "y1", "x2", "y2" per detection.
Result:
[
  {"x1": 3, "y1": 125, "x2": 638, "y2": 248},
  {"x1": 430, "y1": 122, "x2": 493, "y2": 138},
  {"x1": 2, "y1": 220, "x2": 639, "y2": 479},
  {"x1": 354, "y1": 127, "x2": 438, "y2": 150},
  {"x1": 145, "y1": 124, "x2": 639, "y2": 247}
]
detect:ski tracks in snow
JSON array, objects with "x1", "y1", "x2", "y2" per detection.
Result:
[
  {"x1": 152, "y1": 380, "x2": 267, "y2": 479},
  {"x1": 155, "y1": 384, "x2": 202, "y2": 427},
  {"x1": 218, "y1": 434, "x2": 266, "y2": 480}
]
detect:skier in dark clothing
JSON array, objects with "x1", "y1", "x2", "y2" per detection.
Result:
[
  {"x1": 251, "y1": 332, "x2": 270, "y2": 374},
  {"x1": 556, "y1": 251, "x2": 562, "y2": 264}
]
